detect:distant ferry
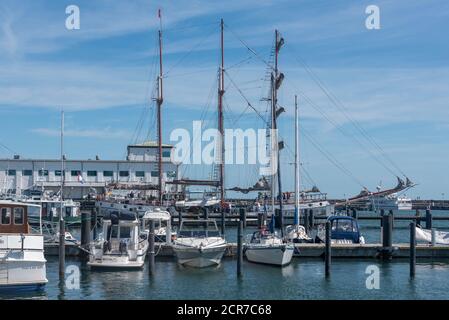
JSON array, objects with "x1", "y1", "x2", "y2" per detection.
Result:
[{"x1": 368, "y1": 193, "x2": 413, "y2": 211}]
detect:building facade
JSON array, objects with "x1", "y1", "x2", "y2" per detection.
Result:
[{"x1": 0, "y1": 141, "x2": 179, "y2": 199}]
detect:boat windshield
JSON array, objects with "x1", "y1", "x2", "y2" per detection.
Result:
[
  {"x1": 178, "y1": 220, "x2": 221, "y2": 238},
  {"x1": 331, "y1": 219, "x2": 357, "y2": 233}
]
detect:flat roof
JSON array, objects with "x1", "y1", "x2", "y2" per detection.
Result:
[
  {"x1": 0, "y1": 159, "x2": 174, "y2": 164},
  {"x1": 127, "y1": 140, "x2": 173, "y2": 148}
]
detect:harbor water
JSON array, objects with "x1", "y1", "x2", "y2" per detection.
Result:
[{"x1": 2, "y1": 210, "x2": 449, "y2": 300}]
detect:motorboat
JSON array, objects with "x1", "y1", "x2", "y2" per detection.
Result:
[
  {"x1": 173, "y1": 219, "x2": 227, "y2": 268},
  {"x1": 88, "y1": 211, "x2": 148, "y2": 269},
  {"x1": 244, "y1": 227, "x2": 294, "y2": 266},
  {"x1": 316, "y1": 216, "x2": 365, "y2": 244},
  {"x1": 0, "y1": 200, "x2": 47, "y2": 290},
  {"x1": 141, "y1": 208, "x2": 176, "y2": 243}
]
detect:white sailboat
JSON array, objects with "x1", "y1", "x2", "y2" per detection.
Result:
[
  {"x1": 245, "y1": 31, "x2": 294, "y2": 267},
  {"x1": 173, "y1": 219, "x2": 227, "y2": 268},
  {"x1": 88, "y1": 212, "x2": 148, "y2": 269},
  {"x1": 0, "y1": 200, "x2": 48, "y2": 290}
]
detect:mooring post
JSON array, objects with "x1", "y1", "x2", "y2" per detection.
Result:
[
  {"x1": 241, "y1": 208, "x2": 247, "y2": 228},
  {"x1": 381, "y1": 212, "x2": 393, "y2": 260},
  {"x1": 410, "y1": 222, "x2": 416, "y2": 278},
  {"x1": 81, "y1": 211, "x2": 91, "y2": 260},
  {"x1": 309, "y1": 210, "x2": 314, "y2": 230},
  {"x1": 325, "y1": 220, "x2": 331, "y2": 277},
  {"x1": 178, "y1": 209, "x2": 183, "y2": 227},
  {"x1": 431, "y1": 228, "x2": 436, "y2": 246},
  {"x1": 426, "y1": 209, "x2": 432, "y2": 229},
  {"x1": 221, "y1": 208, "x2": 225, "y2": 236},
  {"x1": 237, "y1": 220, "x2": 243, "y2": 277},
  {"x1": 59, "y1": 218, "x2": 65, "y2": 278},
  {"x1": 149, "y1": 219, "x2": 155, "y2": 276},
  {"x1": 352, "y1": 208, "x2": 357, "y2": 219},
  {"x1": 257, "y1": 212, "x2": 263, "y2": 229},
  {"x1": 389, "y1": 209, "x2": 394, "y2": 229},
  {"x1": 93, "y1": 207, "x2": 98, "y2": 240},
  {"x1": 380, "y1": 209, "x2": 384, "y2": 243},
  {"x1": 203, "y1": 207, "x2": 209, "y2": 220},
  {"x1": 304, "y1": 212, "x2": 309, "y2": 234}
]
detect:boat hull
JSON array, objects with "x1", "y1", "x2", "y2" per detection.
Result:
[
  {"x1": 87, "y1": 254, "x2": 146, "y2": 269},
  {"x1": 245, "y1": 244, "x2": 294, "y2": 266},
  {"x1": 173, "y1": 245, "x2": 226, "y2": 268}
]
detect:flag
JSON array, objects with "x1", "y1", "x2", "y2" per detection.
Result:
[{"x1": 77, "y1": 172, "x2": 84, "y2": 184}]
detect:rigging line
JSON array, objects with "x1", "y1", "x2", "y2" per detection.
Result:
[
  {"x1": 301, "y1": 128, "x2": 366, "y2": 189},
  {"x1": 286, "y1": 46, "x2": 407, "y2": 177},
  {"x1": 224, "y1": 70, "x2": 270, "y2": 128},
  {"x1": 224, "y1": 23, "x2": 274, "y2": 72},
  {"x1": 0, "y1": 141, "x2": 17, "y2": 155},
  {"x1": 180, "y1": 72, "x2": 218, "y2": 178},
  {"x1": 283, "y1": 79, "x2": 399, "y2": 178},
  {"x1": 163, "y1": 21, "x2": 219, "y2": 33},
  {"x1": 164, "y1": 26, "x2": 217, "y2": 77}
]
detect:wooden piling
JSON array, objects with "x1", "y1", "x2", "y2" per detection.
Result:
[
  {"x1": 92, "y1": 207, "x2": 98, "y2": 240},
  {"x1": 309, "y1": 210, "x2": 314, "y2": 230},
  {"x1": 381, "y1": 212, "x2": 393, "y2": 260},
  {"x1": 257, "y1": 212, "x2": 263, "y2": 229},
  {"x1": 237, "y1": 220, "x2": 243, "y2": 277},
  {"x1": 352, "y1": 208, "x2": 358, "y2": 219},
  {"x1": 203, "y1": 207, "x2": 209, "y2": 220},
  {"x1": 426, "y1": 209, "x2": 432, "y2": 229},
  {"x1": 410, "y1": 222, "x2": 416, "y2": 278},
  {"x1": 239, "y1": 208, "x2": 247, "y2": 229},
  {"x1": 178, "y1": 210, "x2": 183, "y2": 226},
  {"x1": 81, "y1": 211, "x2": 91, "y2": 260},
  {"x1": 304, "y1": 212, "x2": 309, "y2": 234},
  {"x1": 59, "y1": 218, "x2": 65, "y2": 278},
  {"x1": 431, "y1": 228, "x2": 436, "y2": 246},
  {"x1": 325, "y1": 221, "x2": 331, "y2": 277},
  {"x1": 149, "y1": 220, "x2": 155, "y2": 276},
  {"x1": 221, "y1": 209, "x2": 225, "y2": 236}
]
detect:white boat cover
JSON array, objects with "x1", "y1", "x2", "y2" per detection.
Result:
[{"x1": 416, "y1": 226, "x2": 449, "y2": 245}]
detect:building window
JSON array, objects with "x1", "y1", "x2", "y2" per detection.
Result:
[
  {"x1": 14, "y1": 207, "x2": 24, "y2": 225},
  {"x1": 38, "y1": 170, "x2": 49, "y2": 176},
  {"x1": 7, "y1": 169, "x2": 16, "y2": 176},
  {"x1": 87, "y1": 171, "x2": 97, "y2": 177},
  {"x1": 167, "y1": 171, "x2": 177, "y2": 178},
  {"x1": 1, "y1": 208, "x2": 11, "y2": 225},
  {"x1": 151, "y1": 171, "x2": 159, "y2": 177},
  {"x1": 103, "y1": 171, "x2": 113, "y2": 177},
  {"x1": 71, "y1": 170, "x2": 80, "y2": 176},
  {"x1": 135, "y1": 171, "x2": 145, "y2": 177},
  {"x1": 162, "y1": 151, "x2": 171, "y2": 158},
  {"x1": 55, "y1": 170, "x2": 65, "y2": 176},
  {"x1": 119, "y1": 171, "x2": 129, "y2": 177},
  {"x1": 22, "y1": 170, "x2": 32, "y2": 176}
]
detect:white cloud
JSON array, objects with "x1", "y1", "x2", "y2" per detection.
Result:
[{"x1": 31, "y1": 127, "x2": 130, "y2": 139}]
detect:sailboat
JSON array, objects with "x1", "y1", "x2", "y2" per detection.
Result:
[
  {"x1": 244, "y1": 30, "x2": 294, "y2": 267},
  {"x1": 285, "y1": 95, "x2": 312, "y2": 243}
]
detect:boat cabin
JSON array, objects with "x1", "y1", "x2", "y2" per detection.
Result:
[
  {"x1": 141, "y1": 209, "x2": 173, "y2": 243},
  {"x1": 101, "y1": 212, "x2": 140, "y2": 253},
  {"x1": 0, "y1": 201, "x2": 38, "y2": 234},
  {"x1": 327, "y1": 216, "x2": 363, "y2": 244}
]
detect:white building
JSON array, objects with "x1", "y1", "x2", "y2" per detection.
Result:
[{"x1": 0, "y1": 141, "x2": 179, "y2": 199}]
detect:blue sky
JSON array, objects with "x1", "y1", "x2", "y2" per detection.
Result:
[{"x1": 0, "y1": 0, "x2": 448, "y2": 199}]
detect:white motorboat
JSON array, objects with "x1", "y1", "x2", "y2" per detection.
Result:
[
  {"x1": 141, "y1": 208, "x2": 175, "y2": 244},
  {"x1": 244, "y1": 228, "x2": 294, "y2": 266},
  {"x1": 0, "y1": 200, "x2": 48, "y2": 290},
  {"x1": 88, "y1": 212, "x2": 148, "y2": 269},
  {"x1": 173, "y1": 219, "x2": 227, "y2": 268}
]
